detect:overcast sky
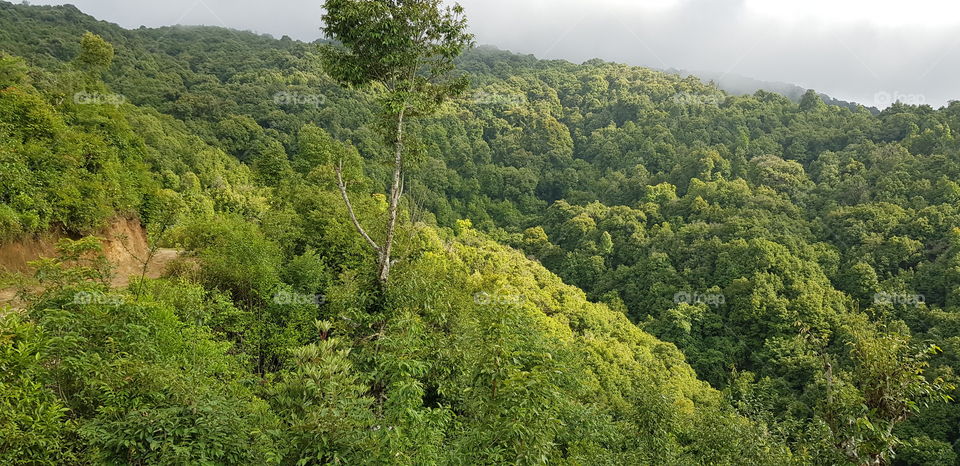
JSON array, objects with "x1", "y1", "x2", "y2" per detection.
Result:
[{"x1": 25, "y1": 0, "x2": 960, "y2": 108}]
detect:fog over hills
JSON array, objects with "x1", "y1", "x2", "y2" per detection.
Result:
[{"x1": 22, "y1": 0, "x2": 960, "y2": 109}]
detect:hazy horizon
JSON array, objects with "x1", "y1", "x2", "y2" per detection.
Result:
[{"x1": 22, "y1": 0, "x2": 960, "y2": 108}]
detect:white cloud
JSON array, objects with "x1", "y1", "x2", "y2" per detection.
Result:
[{"x1": 743, "y1": 0, "x2": 960, "y2": 28}]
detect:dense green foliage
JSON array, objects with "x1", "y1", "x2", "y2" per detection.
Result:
[
  {"x1": 1, "y1": 1, "x2": 958, "y2": 463},
  {"x1": 0, "y1": 55, "x2": 790, "y2": 462}
]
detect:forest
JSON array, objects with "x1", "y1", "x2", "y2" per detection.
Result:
[{"x1": 0, "y1": 1, "x2": 959, "y2": 464}]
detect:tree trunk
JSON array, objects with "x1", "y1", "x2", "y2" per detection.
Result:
[{"x1": 378, "y1": 108, "x2": 405, "y2": 284}]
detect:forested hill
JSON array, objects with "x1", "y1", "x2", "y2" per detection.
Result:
[
  {"x1": 674, "y1": 68, "x2": 879, "y2": 114},
  {"x1": 1, "y1": 1, "x2": 960, "y2": 464}
]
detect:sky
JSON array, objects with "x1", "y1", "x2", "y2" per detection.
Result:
[{"x1": 24, "y1": 0, "x2": 960, "y2": 108}]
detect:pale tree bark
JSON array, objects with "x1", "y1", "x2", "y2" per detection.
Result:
[
  {"x1": 335, "y1": 160, "x2": 380, "y2": 253},
  {"x1": 378, "y1": 107, "x2": 405, "y2": 284},
  {"x1": 334, "y1": 106, "x2": 405, "y2": 285}
]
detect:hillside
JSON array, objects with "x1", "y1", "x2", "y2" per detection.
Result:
[
  {"x1": 0, "y1": 3, "x2": 794, "y2": 464},
  {"x1": 1, "y1": 1, "x2": 959, "y2": 464}
]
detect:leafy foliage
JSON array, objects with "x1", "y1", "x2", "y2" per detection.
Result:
[{"x1": 0, "y1": 2, "x2": 958, "y2": 463}]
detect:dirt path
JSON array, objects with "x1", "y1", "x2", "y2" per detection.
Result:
[
  {"x1": 0, "y1": 218, "x2": 181, "y2": 310},
  {"x1": 110, "y1": 248, "x2": 182, "y2": 288}
]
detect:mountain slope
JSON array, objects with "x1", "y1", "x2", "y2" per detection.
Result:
[
  {"x1": 1, "y1": 1, "x2": 958, "y2": 463},
  {"x1": 0, "y1": 7, "x2": 794, "y2": 464}
]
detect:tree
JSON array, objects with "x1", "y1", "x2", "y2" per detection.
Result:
[
  {"x1": 818, "y1": 327, "x2": 955, "y2": 465},
  {"x1": 321, "y1": 0, "x2": 474, "y2": 284},
  {"x1": 269, "y1": 322, "x2": 378, "y2": 464},
  {"x1": 799, "y1": 89, "x2": 826, "y2": 112},
  {"x1": 75, "y1": 31, "x2": 114, "y2": 74}
]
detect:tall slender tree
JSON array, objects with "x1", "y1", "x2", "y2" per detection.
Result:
[{"x1": 321, "y1": 0, "x2": 474, "y2": 284}]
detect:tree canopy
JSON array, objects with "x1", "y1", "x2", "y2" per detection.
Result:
[{"x1": 0, "y1": 2, "x2": 958, "y2": 463}]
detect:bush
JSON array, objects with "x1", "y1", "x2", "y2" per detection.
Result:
[
  {"x1": 175, "y1": 215, "x2": 282, "y2": 306},
  {"x1": 0, "y1": 203, "x2": 22, "y2": 241},
  {"x1": 0, "y1": 314, "x2": 72, "y2": 465}
]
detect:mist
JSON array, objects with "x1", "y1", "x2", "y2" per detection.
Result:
[{"x1": 24, "y1": 0, "x2": 960, "y2": 107}]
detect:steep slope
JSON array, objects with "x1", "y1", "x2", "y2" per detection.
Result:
[
  {"x1": 0, "y1": 20, "x2": 795, "y2": 466},
  {"x1": 1, "y1": 2, "x2": 958, "y2": 462}
]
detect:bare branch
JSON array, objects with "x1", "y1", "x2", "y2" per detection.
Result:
[{"x1": 335, "y1": 160, "x2": 381, "y2": 253}]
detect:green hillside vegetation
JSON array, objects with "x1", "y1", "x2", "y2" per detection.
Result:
[
  {"x1": 0, "y1": 12, "x2": 790, "y2": 466},
  {"x1": 1, "y1": 1, "x2": 959, "y2": 463}
]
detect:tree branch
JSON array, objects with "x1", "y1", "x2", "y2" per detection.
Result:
[{"x1": 335, "y1": 159, "x2": 381, "y2": 253}]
